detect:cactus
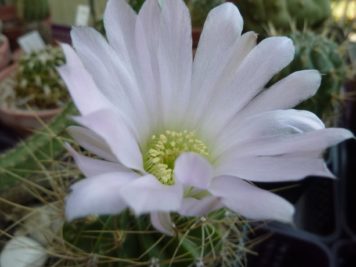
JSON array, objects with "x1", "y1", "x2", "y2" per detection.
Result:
[
  {"x1": 0, "y1": 102, "x2": 76, "y2": 191},
  {"x1": 235, "y1": 0, "x2": 331, "y2": 33},
  {"x1": 20, "y1": 0, "x2": 49, "y2": 22},
  {"x1": 14, "y1": 46, "x2": 68, "y2": 110},
  {"x1": 59, "y1": 210, "x2": 249, "y2": 266},
  {"x1": 273, "y1": 31, "x2": 347, "y2": 124}
]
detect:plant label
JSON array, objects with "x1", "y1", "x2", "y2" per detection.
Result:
[
  {"x1": 75, "y1": 5, "x2": 90, "y2": 26},
  {"x1": 17, "y1": 31, "x2": 46, "y2": 54}
]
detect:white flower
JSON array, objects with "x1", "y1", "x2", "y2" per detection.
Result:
[{"x1": 58, "y1": 0, "x2": 353, "y2": 235}]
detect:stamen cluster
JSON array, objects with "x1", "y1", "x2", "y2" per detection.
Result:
[{"x1": 144, "y1": 130, "x2": 209, "y2": 185}]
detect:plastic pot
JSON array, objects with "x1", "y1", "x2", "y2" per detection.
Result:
[
  {"x1": 333, "y1": 240, "x2": 356, "y2": 267},
  {"x1": 247, "y1": 225, "x2": 332, "y2": 267}
]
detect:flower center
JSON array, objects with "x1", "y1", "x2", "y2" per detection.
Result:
[{"x1": 144, "y1": 130, "x2": 209, "y2": 185}]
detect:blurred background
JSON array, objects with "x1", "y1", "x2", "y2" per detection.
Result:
[{"x1": 0, "y1": 0, "x2": 355, "y2": 266}]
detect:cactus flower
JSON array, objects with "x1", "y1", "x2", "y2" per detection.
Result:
[{"x1": 58, "y1": 0, "x2": 353, "y2": 235}]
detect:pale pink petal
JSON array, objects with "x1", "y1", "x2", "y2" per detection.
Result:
[
  {"x1": 200, "y1": 37, "x2": 295, "y2": 140},
  {"x1": 158, "y1": 0, "x2": 192, "y2": 127},
  {"x1": 150, "y1": 212, "x2": 175, "y2": 236},
  {"x1": 221, "y1": 128, "x2": 353, "y2": 158},
  {"x1": 65, "y1": 172, "x2": 137, "y2": 221},
  {"x1": 174, "y1": 152, "x2": 213, "y2": 189},
  {"x1": 189, "y1": 3, "x2": 244, "y2": 127},
  {"x1": 57, "y1": 44, "x2": 114, "y2": 115},
  {"x1": 179, "y1": 196, "x2": 223, "y2": 217},
  {"x1": 104, "y1": 0, "x2": 137, "y2": 70},
  {"x1": 120, "y1": 175, "x2": 183, "y2": 215},
  {"x1": 215, "y1": 109, "x2": 325, "y2": 156},
  {"x1": 74, "y1": 110, "x2": 143, "y2": 171},
  {"x1": 215, "y1": 156, "x2": 334, "y2": 182},
  {"x1": 67, "y1": 126, "x2": 116, "y2": 162},
  {"x1": 239, "y1": 70, "x2": 322, "y2": 118},
  {"x1": 134, "y1": 0, "x2": 162, "y2": 129},
  {"x1": 210, "y1": 176, "x2": 294, "y2": 222},
  {"x1": 65, "y1": 143, "x2": 128, "y2": 177},
  {"x1": 71, "y1": 27, "x2": 151, "y2": 140}
]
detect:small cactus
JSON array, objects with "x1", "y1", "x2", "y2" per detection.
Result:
[
  {"x1": 20, "y1": 0, "x2": 50, "y2": 22},
  {"x1": 274, "y1": 31, "x2": 347, "y2": 124},
  {"x1": 0, "y1": 102, "x2": 76, "y2": 191},
  {"x1": 235, "y1": 0, "x2": 331, "y2": 33},
  {"x1": 14, "y1": 46, "x2": 68, "y2": 110}
]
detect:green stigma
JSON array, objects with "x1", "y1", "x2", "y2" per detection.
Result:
[{"x1": 143, "y1": 130, "x2": 209, "y2": 185}]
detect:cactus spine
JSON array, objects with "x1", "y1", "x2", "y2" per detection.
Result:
[{"x1": 0, "y1": 102, "x2": 76, "y2": 191}]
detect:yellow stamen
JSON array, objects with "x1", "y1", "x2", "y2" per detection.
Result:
[{"x1": 144, "y1": 130, "x2": 209, "y2": 185}]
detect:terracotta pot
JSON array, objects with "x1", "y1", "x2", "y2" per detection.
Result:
[
  {"x1": 0, "y1": 5, "x2": 24, "y2": 50},
  {"x1": 0, "y1": 64, "x2": 62, "y2": 135},
  {"x1": 0, "y1": 35, "x2": 11, "y2": 71}
]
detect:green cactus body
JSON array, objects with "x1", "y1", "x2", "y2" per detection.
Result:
[
  {"x1": 15, "y1": 46, "x2": 68, "y2": 110},
  {"x1": 0, "y1": 102, "x2": 76, "y2": 191},
  {"x1": 275, "y1": 31, "x2": 347, "y2": 124},
  {"x1": 235, "y1": 0, "x2": 331, "y2": 33},
  {"x1": 62, "y1": 210, "x2": 249, "y2": 266},
  {"x1": 22, "y1": 0, "x2": 49, "y2": 22}
]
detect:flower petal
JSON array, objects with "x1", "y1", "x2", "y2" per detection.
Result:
[
  {"x1": 158, "y1": 0, "x2": 192, "y2": 127},
  {"x1": 104, "y1": 0, "x2": 137, "y2": 69},
  {"x1": 150, "y1": 212, "x2": 175, "y2": 236},
  {"x1": 70, "y1": 27, "x2": 151, "y2": 140},
  {"x1": 66, "y1": 172, "x2": 137, "y2": 221},
  {"x1": 221, "y1": 128, "x2": 353, "y2": 158},
  {"x1": 174, "y1": 152, "x2": 213, "y2": 189},
  {"x1": 210, "y1": 176, "x2": 294, "y2": 222},
  {"x1": 200, "y1": 37, "x2": 295, "y2": 140},
  {"x1": 215, "y1": 109, "x2": 325, "y2": 156},
  {"x1": 120, "y1": 175, "x2": 183, "y2": 215},
  {"x1": 189, "y1": 5, "x2": 250, "y2": 128},
  {"x1": 239, "y1": 70, "x2": 322, "y2": 118},
  {"x1": 134, "y1": 0, "x2": 162, "y2": 129},
  {"x1": 58, "y1": 44, "x2": 114, "y2": 115},
  {"x1": 215, "y1": 156, "x2": 334, "y2": 182},
  {"x1": 191, "y1": 3, "x2": 243, "y2": 120},
  {"x1": 74, "y1": 110, "x2": 143, "y2": 171},
  {"x1": 179, "y1": 196, "x2": 223, "y2": 217},
  {"x1": 65, "y1": 143, "x2": 128, "y2": 177},
  {"x1": 67, "y1": 126, "x2": 116, "y2": 162}
]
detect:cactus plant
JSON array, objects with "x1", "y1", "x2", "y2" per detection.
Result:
[
  {"x1": 13, "y1": 45, "x2": 68, "y2": 110},
  {"x1": 273, "y1": 31, "x2": 347, "y2": 124},
  {"x1": 58, "y1": 210, "x2": 249, "y2": 267},
  {"x1": 235, "y1": 0, "x2": 331, "y2": 33},
  {"x1": 0, "y1": 101, "x2": 251, "y2": 267},
  {"x1": 20, "y1": 0, "x2": 49, "y2": 22},
  {"x1": 0, "y1": 102, "x2": 76, "y2": 191}
]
